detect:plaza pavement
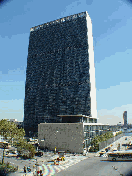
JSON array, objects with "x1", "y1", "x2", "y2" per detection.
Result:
[{"x1": 8, "y1": 154, "x2": 90, "y2": 176}]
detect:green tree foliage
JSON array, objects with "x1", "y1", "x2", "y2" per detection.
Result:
[
  {"x1": 89, "y1": 131, "x2": 114, "y2": 152},
  {"x1": 0, "y1": 119, "x2": 25, "y2": 145},
  {"x1": 17, "y1": 141, "x2": 36, "y2": 159},
  {"x1": 0, "y1": 119, "x2": 35, "y2": 159},
  {"x1": 115, "y1": 131, "x2": 122, "y2": 136}
]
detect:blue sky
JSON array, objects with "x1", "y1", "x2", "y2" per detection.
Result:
[{"x1": 0, "y1": 0, "x2": 132, "y2": 125}]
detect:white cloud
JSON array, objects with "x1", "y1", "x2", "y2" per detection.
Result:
[{"x1": 98, "y1": 104, "x2": 132, "y2": 125}]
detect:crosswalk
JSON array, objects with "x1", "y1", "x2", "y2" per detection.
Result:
[
  {"x1": 11, "y1": 157, "x2": 88, "y2": 175},
  {"x1": 31, "y1": 157, "x2": 87, "y2": 176}
]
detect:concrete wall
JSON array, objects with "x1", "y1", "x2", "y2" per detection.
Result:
[
  {"x1": 86, "y1": 11, "x2": 97, "y2": 120},
  {"x1": 38, "y1": 123, "x2": 84, "y2": 153}
]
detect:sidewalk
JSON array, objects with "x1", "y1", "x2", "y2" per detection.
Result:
[{"x1": 10, "y1": 154, "x2": 90, "y2": 176}]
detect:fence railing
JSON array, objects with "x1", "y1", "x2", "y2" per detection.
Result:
[{"x1": 99, "y1": 133, "x2": 124, "y2": 150}]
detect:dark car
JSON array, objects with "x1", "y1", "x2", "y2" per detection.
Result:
[{"x1": 35, "y1": 151, "x2": 43, "y2": 157}]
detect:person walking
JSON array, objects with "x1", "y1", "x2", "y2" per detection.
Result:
[
  {"x1": 40, "y1": 170, "x2": 43, "y2": 176},
  {"x1": 24, "y1": 165, "x2": 26, "y2": 173}
]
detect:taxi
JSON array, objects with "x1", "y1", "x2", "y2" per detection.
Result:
[{"x1": 99, "y1": 150, "x2": 106, "y2": 156}]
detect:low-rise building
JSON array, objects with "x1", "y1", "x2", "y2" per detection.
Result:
[{"x1": 38, "y1": 122, "x2": 109, "y2": 153}]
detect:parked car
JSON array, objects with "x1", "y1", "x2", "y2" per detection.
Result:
[
  {"x1": 5, "y1": 149, "x2": 18, "y2": 157},
  {"x1": 6, "y1": 152, "x2": 18, "y2": 157}
]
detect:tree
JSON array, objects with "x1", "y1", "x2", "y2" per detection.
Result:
[
  {"x1": 89, "y1": 131, "x2": 114, "y2": 152},
  {"x1": 0, "y1": 119, "x2": 26, "y2": 163},
  {"x1": 17, "y1": 140, "x2": 36, "y2": 159},
  {"x1": 90, "y1": 136, "x2": 101, "y2": 152},
  {"x1": 0, "y1": 119, "x2": 36, "y2": 160},
  {"x1": 115, "y1": 131, "x2": 122, "y2": 136},
  {"x1": 0, "y1": 119, "x2": 25, "y2": 145}
]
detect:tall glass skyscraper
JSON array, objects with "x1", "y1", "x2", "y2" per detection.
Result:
[
  {"x1": 123, "y1": 111, "x2": 127, "y2": 127},
  {"x1": 24, "y1": 11, "x2": 97, "y2": 136}
]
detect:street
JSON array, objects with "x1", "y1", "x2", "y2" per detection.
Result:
[
  {"x1": 54, "y1": 156, "x2": 132, "y2": 176},
  {"x1": 55, "y1": 134, "x2": 132, "y2": 176}
]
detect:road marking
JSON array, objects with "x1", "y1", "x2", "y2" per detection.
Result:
[{"x1": 42, "y1": 164, "x2": 49, "y2": 175}]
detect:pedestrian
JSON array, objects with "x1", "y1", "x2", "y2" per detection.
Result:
[
  {"x1": 57, "y1": 157, "x2": 59, "y2": 163},
  {"x1": 7, "y1": 161, "x2": 9, "y2": 167},
  {"x1": 27, "y1": 166, "x2": 31, "y2": 172},
  {"x1": 24, "y1": 165, "x2": 26, "y2": 173},
  {"x1": 54, "y1": 160, "x2": 56, "y2": 165},
  {"x1": 40, "y1": 170, "x2": 43, "y2": 176}
]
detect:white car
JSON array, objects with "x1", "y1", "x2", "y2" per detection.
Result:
[
  {"x1": 6, "y1": 153, "x2": 17, "y2": 157},
  {"x1": 5, "y1": 150, "x2": 18, "y2": 157}
]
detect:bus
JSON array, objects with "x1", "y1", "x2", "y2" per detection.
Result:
[{"x1": 107, "y1": 150, "x2": 132, "y2": 161}]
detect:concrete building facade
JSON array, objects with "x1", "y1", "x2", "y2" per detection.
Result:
[
  {"x1": 38, "y1": 122, "x2": 109, "y2": 153},
  {"x1": 24, "y1": 11, "x2": 97, "y2": 137}
]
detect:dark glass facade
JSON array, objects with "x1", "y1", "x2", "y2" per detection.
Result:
[{"x1": 24, "y1": 12, "x2": 92, "y2": 136}]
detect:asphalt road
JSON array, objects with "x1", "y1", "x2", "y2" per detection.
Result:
[
  {"x1": 54, "y1": 156, "x2": 132, "y2": 176},
  {"x1": 55, "y1": 135, "x2": 132, "y2": 176}
]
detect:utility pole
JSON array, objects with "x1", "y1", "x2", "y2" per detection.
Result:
[{"x1": 35, "y1": 158, "x2": 38, "y2": 176}]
